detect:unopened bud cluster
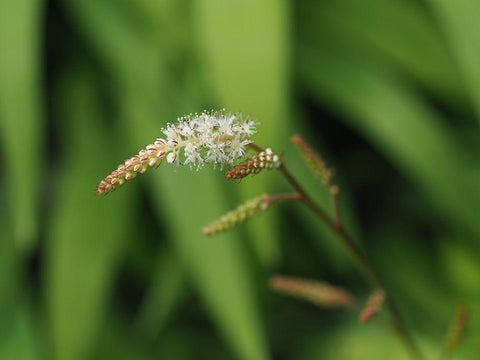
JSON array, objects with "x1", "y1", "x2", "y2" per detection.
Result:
[
  {"x1": 202, "y1": 194, "x2": 270, "y2": 236},
  {"x1": 97, "y1": 110, "x2": 258, "y2": 194},
  {"x1": 97, "y1": 139, "x2": 167, "y2": 194},
  {"x1": 225, "y1": 148, "x2": 281, "y2": 180},
  {"x1": 291, "y1": 134, "x2": 332, "y2": 185},
  {"x1": 270, "y1": 275, "x2": 355, "y2": 307}
]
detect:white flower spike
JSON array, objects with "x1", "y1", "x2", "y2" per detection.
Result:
[{"x1": 97, "y1": 110, "x2": 258, "y2": 194}]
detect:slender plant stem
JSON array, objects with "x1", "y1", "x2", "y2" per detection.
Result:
[{"x1": 278, "y1": 162, "x2": 425, "y2": 360}]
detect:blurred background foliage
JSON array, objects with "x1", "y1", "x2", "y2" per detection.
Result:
[{"x1": 0, "y1": 0, "x2": 479, "y2": 359}]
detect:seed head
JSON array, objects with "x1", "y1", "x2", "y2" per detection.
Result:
[
  {"x1": 97, "y1": 110, "x2": 258, "y2": 194},
  {"x1": 225, "y1": 148, "x2": 281, "y2": 180}
]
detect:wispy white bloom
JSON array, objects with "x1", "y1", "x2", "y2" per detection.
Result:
[
  {"x1": 97, "y1": 109, "x2": 259, "y2": 194},
  {"x1": 234, "y1": 120, "x2": 257, "y2": 136}
]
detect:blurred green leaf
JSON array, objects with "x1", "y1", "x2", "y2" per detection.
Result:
[
  {"x1": 134, "y1": 249, "x2": 186, "y2": 340},
  {"x1": 427, "y1": 0, "x2": 480, "y2": 122},
  {"x1": 0, "y1": 208, "x2": 17, "y2": 325},
  {"x1": 97, "y1": 317, "x2": 151, "y2": 360},
  {"x1": 0, "y1": 0, "x2": 45, "y2": 250},
  {"x1": 299, "y1": 0, "x2": 466, "y2": 103},
  {"x1": 299, "y1": 45, "x2": 480, "y2": 240},
  {"x1": 374, "y1": 233, "x2": 452, "y2": 332},
  {"x1": 298, "y1": 323, "x2": 436, "y2": 360},
  {"x1": 440, "y1": 241, "x2": 480, "y2": 298},
  {"x1": 45, "y1": 66, "x2": 135, "y2": 360},
  {"x1": 0, "y1": 302, "x2": 39, "y2": 360}
]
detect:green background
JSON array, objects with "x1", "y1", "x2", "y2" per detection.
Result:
[{"x1": 0, "y1": 0, "x2": 479, "y2": 359}]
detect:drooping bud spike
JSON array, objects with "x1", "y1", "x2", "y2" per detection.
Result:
[
  {"x1": 96, "y1": 144, "x2": 166, "y2": 195},
  {"x1": 359, "y1": 289, "x2": 386, "y2": 323},
  {"x1": 225, "y1": 147, "x2": 281, "y2": 180},
  {"x1": 270, "y1": 275, "x2": 355, "y2": 308}
]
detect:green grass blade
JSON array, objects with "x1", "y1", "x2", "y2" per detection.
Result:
[
  {"x1": 45, "y1": 67, "x2": 135, "y2": 360},
  {"x1": 134, "y1": 249, "x2": 186, "y2": 340},
  {"x1": 298, "y1": 0, "x2": 465, "y2": 103},
  {"x1": 0, "y1": 302, "x2": 39, "y2": 360},
  {"x1": 427, "y1": 0, "x2": 480, "y2": 122},
  {"x1": 0, "y1": 0, "x2": 45, "y2": 251},
  {"x1": 299, "y1": 45, "x2": 480, "y2": 239}
]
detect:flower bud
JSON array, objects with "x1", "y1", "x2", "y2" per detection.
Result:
[{"x1": 225, "y1": 148, "x2": 281, "y2": 180}]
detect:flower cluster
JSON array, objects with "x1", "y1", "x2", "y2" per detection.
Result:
[
  {"x1": 202, "y1": 194, "x2": 270, "y2": 236},
  {"x1": 225, "y1": 148, "x2": 281, "y2": 180},
  {"x1": 269, "y1": 275, "x2": 355, "y2": 307},
  {"x1": 97, "y1": 110, "x2": 258, "y2": 194}
]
